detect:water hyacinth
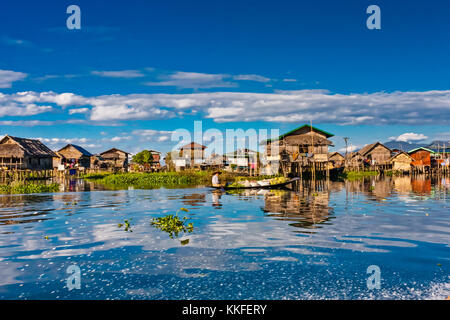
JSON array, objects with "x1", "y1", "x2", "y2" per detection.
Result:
[
  {"x1": 150, "y1": 208, "x2": 194, "y2": 239},
  {"x1": 0, "y1": 183, "x2": 60, "y2": 194}
]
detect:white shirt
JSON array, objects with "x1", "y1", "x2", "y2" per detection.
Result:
[{"x1": 212, "y1": 175, "x2": 219, "y2": 185}]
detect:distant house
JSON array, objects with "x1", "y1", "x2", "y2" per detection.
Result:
[
  {"x1": 179, "y1": 142, "x2": 207, "y2": 167},
  {"x1": 225, "y1": 149, "x2": 258, "y2": 172},
  {"x1": 344, "y1": 152, "x2": 365, "y2": 170},
  {"x1": 205, "y1": 153, "x2": 226, "y2": 168},
  {"x1": 328, "y1": 152, "x2": 345, "y2": 168},
  {"x1": 358, "y1": 142, "x2": 392, "y2": 166},
  {"x1": 148, "y1": 150, "x2": 162, "y2": 169},
  {"x1": 389, "y1": 152, "x2": 413, "y2": 172},
  {"x1": 100, "y1": 148, "x2": 129, "y2": 169},
  {"x1": 57, "y1": 144, "x2": 93, "y2": 169},
  {"x1": 408, "y1": 147, "x2": 434, "y2": 172},
  {"x1": 0, "y1": 135, "x2": 56, "y2": 170}
]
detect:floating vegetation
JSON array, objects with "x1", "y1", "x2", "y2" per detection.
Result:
[
  {"x1": 0, "y1": 183, "x2": 60, "y2": 194},
  {"x1": 150, "y1": 208, "x2": 193, "y2": 239},
  {"x1": 84, "y1": 171, "x2": 211, "y2": 189},
  {"x1": 118, "y1": 219, "x2": 133, "y2": 232},
  {"x1": 339, "y1": 171, "x2": 379, "y2": 180},
  {"x1": 83, "y1": 171, "x2": 282, "y2": 189}
]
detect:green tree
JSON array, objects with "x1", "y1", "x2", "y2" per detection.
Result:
[{"x1": 132, "y1": 150, "x2": 154, "y2": 166}]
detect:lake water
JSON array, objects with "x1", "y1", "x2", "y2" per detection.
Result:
[{"x1": 0, "y1": 176, "x2": 449, "y2": 299}]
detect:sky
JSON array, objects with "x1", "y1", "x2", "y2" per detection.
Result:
[{"x1": 0, "y1": 0, "x2": 449, "y2": 156}]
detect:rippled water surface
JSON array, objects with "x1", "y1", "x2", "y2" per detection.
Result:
[{"x1": 0, "y1": 176, "x2": 449, "y2": 299}]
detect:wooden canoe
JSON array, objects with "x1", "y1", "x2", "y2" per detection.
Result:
[{"x1": 211, "y1": 177, "x2": 300, "y2": 190}]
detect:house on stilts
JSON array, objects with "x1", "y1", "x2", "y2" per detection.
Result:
[
  {"x1": 263, "y1": 124, "x2": 334, "y2": 177},
  {"x1": 0, "y1": 135, "x2": 56, "y2": 170}
]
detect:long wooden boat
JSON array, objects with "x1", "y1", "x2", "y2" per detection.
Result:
[{"x1": 211, "y1": 177, "x2": 300, "y2": 190}]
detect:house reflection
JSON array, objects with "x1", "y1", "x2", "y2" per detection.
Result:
[
  {"x1": 262, "y1": 187, "x2": 334, "y2": 232},
  {"x1": 0, "y1": 194, "x2": 56, "y2": 226},
  {"x1": 181, "y1": 193, "x2": 206, "y2": 206}
]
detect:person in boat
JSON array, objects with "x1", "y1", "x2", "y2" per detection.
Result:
[{"x1": 211, "y1": 171, "x2": 222, "y2": 187}]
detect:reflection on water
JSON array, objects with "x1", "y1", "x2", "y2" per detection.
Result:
[{"x1": 0, "y1": 175, "x2": 448, "y2": 299}]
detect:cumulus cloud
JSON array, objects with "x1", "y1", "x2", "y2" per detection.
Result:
[
  {"x1": 389, "y1": 132, "x2": 428, "y2": 142},
  {"x1": 338, "y1": 145, "x2": 360, "y2": 153},
  {"x1": 108, "y1": 136, "x2": 131, "y2": 142},
  {"x1": 0, "y1": 70, "x2": 27, "y2": 88},
  {"x1": 68, "y1": 108, "x2": 90, "y2": 114},
  {"x1": 35, "y1": 137, "x2": 91, "y2": 145},
  {"x1": 131, "y1": 129, "x2": 174, "y2": 142},
  {"x1": 91, "y1": 70, "x2": 145, "y2": 78},
  {"x1": 1, "y1": 89, "x2": 450, "y2": 125}
]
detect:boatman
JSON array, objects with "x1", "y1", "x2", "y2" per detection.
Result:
[{"x1": 211, "y1": 171, "x2": 222, "y2": 187}]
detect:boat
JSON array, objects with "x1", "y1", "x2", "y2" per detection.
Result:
[{"x1": 211, "y1": 177, "x2": 300, "y2": 190}]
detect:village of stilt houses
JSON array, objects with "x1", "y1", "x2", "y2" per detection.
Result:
[{"x1": 0, "y1": 124, "x2": 448, "y2": 185}]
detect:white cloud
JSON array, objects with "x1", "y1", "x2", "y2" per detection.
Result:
[
  {"x1": 91, "y1": 70, "x2": 144, "y2": 78},
  {"x1": 1, "y1": 36, "x2": 32, "y2": 47},
  {"x1": 0, "y1": 70, "x2": 27, "y2": 88},
  {"x1": 233, "y1": 74, "x2": 271, "y2": 82},
  {"x1": 389, "y1": 132, "x2": 428, "y2": 142},
  {"x1": 145, "y1": 71, "x2": 236, "y2": 89},
  {"x1": 338, "y1": 145, "x2": 360, "y2": 153},
  {"x1": 282, "y1": 78, "x2": 297, "y2": 82},
  {"x1": 0, "y1": 120, "x2": 55, "y2": 126},
  {"x1": 69, "y1": 108, "x2": 90, "y2": 114},
  {"x1": 109, "y1": 136, "x2": 131, "y2": 142},
  {"x1": 35, "y1": 137, "x2": 91, "y2": 145},
  {"x1": 1, "y1": 89, "x2": 450, "y2": 126}
]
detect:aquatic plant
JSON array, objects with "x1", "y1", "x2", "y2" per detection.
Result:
[
  {"x1": 339, "y1": 171, "x2": 379, "y2": 180},
  {"x1": 83, "y1": 171, "x2": 283, "y2": 189},
  {"x1": 84, "y1": 171, "x2": 210, "y2": 189},
  {"x1": 0, "y1": 183, "x2": 60, "y2": 194},
  {"x1": 118, "y1": 219, "x2": 133, "y2": 232},
  {"x1": 150, "y1": 208, "x2": 193, "y2": 239},
  {"x1": 82, "y1": 172, "x2": 112, "y2": 180}
]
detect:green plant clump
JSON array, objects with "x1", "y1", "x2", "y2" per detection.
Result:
[
  {"x1": 118, "y1": 219, "x2": 133, "y2": 232},
  {"x1": 0, "y1": 183, "x2": 60, "y2": 194},
  {"x1": 150, "y1": 208, "x2": 193, "y2": 239}
]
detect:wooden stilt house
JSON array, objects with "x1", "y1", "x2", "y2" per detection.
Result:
[
  {"x1": 56, "y1": 144, "x2": 93, "y2": 169},
  {"x1": 264, "y1": 124, "x2": 334, "y2": 176},
  {"x1": 0, "y1": 135, "x2": 56, "y2": 170}
]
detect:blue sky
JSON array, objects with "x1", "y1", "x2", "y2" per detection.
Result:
[{"x1": 0, "y1": 0, "x2": 449, "y2": 155}]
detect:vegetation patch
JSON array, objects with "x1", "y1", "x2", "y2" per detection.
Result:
[
  {"x1": 150, "y1": 208, "x2": 193, "y2": 239},
  {"x1": 84, "y1": 170, "x2": 282, "y2": 189},
  {"x1": 0, "y1": 182, "x2": 60, "y2": 194},
  {"x1": 339, "y1": 171, "x2": 379, "y2": 180},
  {"x1": 118, "y1": 219, "x2": 133, "y2": 232}
]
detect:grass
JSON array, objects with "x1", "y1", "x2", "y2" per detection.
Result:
[
  {"x1": 339, "y1": 171, "x2": 379, "y2": 180},
  {"x1": 0, "y1": 182, "x2": 60, "y2": 194},
  {"x1": 83, "y1": 170, "x2": 211, "y2": 189},
  {"x1": 83, "y1": 170, "x2": 282, "y2": 189}
]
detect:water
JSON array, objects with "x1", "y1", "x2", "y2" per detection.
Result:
[{"x1": 0, "y1": 176, "x2": 448, "y2": 299}]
